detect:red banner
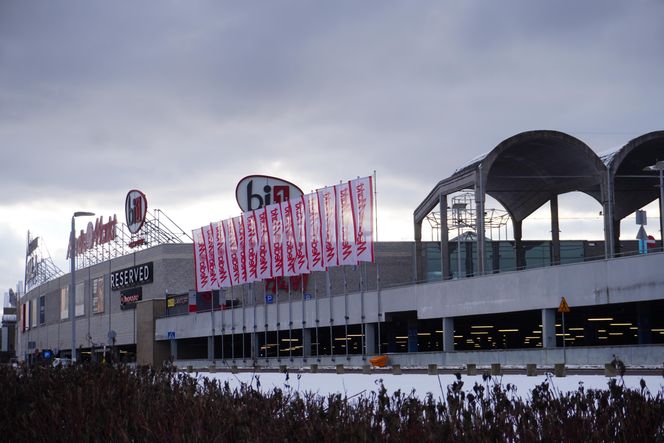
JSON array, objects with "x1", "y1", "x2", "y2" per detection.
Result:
[
  {"x1": 243, "y1": 211, "x2": 259, "y2": 282},
  {"x1": 292, "y1": 196, "x2": 309, "y2": 275},
  {"x1": 203, "y1": 224, "x2": 219, "y2": 289},
  {"x1": 350, "y1": 176, "x2": 374, "y2": 262},
  {"x1": 282, "y1": 200, "x2": 297, "y2": 277},
  {"x1": 304, "y1": 192, "x2": 325, "y2": 272},
  {"x1": 232, "y1": 216, "x2": 248, "y2": 284},
  {"x1": 212, "y1": 221, "x2": 232, "y2": 288},
  {"x1": 336, "y1": 182, "x2": 357, "y2": 265},
  {"x1": 256, "y1": 207, "x2": 273, "y2": 280},
  {"x1": 224, "y1": 219, "x2": 241, "y2": 286},
  {"x1": 266, "y1": 202, "x2": 284, "y2": 277},
  {"x1": 317, "y1": 186, "x2": 339, "y2": 268},
  {"x1": 192, "y1": 228, "x2": 212, "y2": 292}
]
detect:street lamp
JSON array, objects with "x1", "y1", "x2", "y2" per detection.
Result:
[
  {"x1": 70, "y1": 211, "x2": 95, "y2": 363},
  {"x1": 452, "y1": 203, "x2": 467, "y2": 278},
  {"x1": 644, "y1": 160, "x2": 664, "y2": 250}
]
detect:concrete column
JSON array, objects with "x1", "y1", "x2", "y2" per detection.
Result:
[
  {"x1": 613, "y1": 219, "x2": 622, "y2": 256},
  {"x1": 442, "y1": 317, "x2": 454, "y2": 352},
  {"x1": 207, "y1": 336, "x2": 215, "y2": 362},
  {"x1": 542, "y1": 308, "x2": 557, "y2": 348},
  {"x1": 514, "y1": 220, "x2": 526, "y2": 270},
  {"x1": 170, "y1": 339, "x2": 178, "y2": 360},
  {"x1": 440, "y1": 194, "x2": 452, "y2": 280},
  {"x1": 364, "y1": 323, "x2": 377, "y2": 355},
  {"x1": 475, "y1": 168, "x2": 486, "y2": 275},
  {"x1": 637, "y1": 302, "x2": 652, "y2": 344},
  {"x1": 414, "y1": 219, "x2": 423, "y2": 282},
  {"x1": 302, "y1": 328, "x2": 312, "y2": 357},
  {"x1": 550, "y1": 195, "x2": 561, "y2": 265},
  {"x1": 407, "y1": 319, "x2": 418, "y2": 353}
]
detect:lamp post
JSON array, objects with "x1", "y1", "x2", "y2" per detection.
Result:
[
  {"x1": 70, "y1": 211, "x2": 95, "y2": 363},
  {"x1": 644, "y1": 161, "x2": 664, "y2": 250},
  {"x1": 452, "y1": 203, "x2": 467, "y2": 278}
]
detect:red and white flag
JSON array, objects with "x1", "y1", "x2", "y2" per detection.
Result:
[
  {"x1": 255, "y1": 208, "x2": 273, "y2": 280},
  {"x1": 336, "y1": 182, "x2": 357, "y2": 265},
  {"x1": 224, "y1": 219, "x2": 241, "y2": 286},
  {"x1": 243, "y1": 211, "x2": 259, "y2": 282},
  {"x1": 192, "y1": 227, "x2": 212, "y2": 292},
  {"x1": 281, "y1": 200, "x2": 298, "y2": 277},
  {"x1": 266, "y1": 202, "x2": 285, "y2": 277},
  {"x1": 204, "y1": 224, "x2": 220, "y2": 289},
  {"x1": 350, "y1": 176, "x2": 374, "y2": 262},
  {"x1": 292, "y1": 196, "x2": 309, "y2": 275},
  {"x1": 304, "y1": 192, "x2": 325, "y2": 272},
  {"x1": 317, "y1": 186, "x2": 339, "y2": 268},
  {"x1": 212, "y1": 221, "x2": 232, "y2": 288},
  {"x1": 232, "y1": 216, "x2": 248, "y2": 284}
]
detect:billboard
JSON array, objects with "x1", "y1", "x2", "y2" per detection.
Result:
[{"x1": 235, "y1": 175, "x2": 304, "y2": 212}]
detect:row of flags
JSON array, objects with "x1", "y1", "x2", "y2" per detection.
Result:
[{"x1": 193, "y1": 176, "x2": 374, "y2": 291}]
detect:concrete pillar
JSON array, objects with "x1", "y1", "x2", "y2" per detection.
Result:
[
  {"x1": 550, "y1": 195, "x2": 561, "y2": 265},
  {"x1": 207, "y1": 336, "x2": 215, "y2": 362},
  {"x1": 440, "y1": 194, "x2": 452, "y2": 280},
  {"x1": 302, "y1": 328, "x2": 312, "y2": 357},
  {"x1": 613, "y1": 220, "x2": 621, "y2": 256},
  {"x1": 542, "y1": 308, "x2": 557, "y2": 348},
  {"x1": 407, "y1": 319, "x2": 418, "y2": 353},
  {"x1": 514, "y1": 220, "x2": 526, "y2": 270},
  {"x1": 414, "y1": 219, "x2": 423, "y2": 282},
  {"x1": 442, "y1": 317, "x2": 454, "y2": 352},
  {"x1": 475, "y1": 167, "x2": 486, "y2": 275},
  {"x1": 170, "y1": 339, "x2": 178, "y2": 360},
  {"x1": 365, "y1": 323, "x2": 377, "y2": 355},
  {"x1": 637, "y1": 302, "x2": 652, "y2": 344}
]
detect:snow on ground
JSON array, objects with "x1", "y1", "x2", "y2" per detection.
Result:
[{"x1": 193, "y1": 371, "x2": 664, "y2": 400}]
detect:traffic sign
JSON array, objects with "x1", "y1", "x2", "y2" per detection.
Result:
[
  {"x1": 558, "y1": 297, "x2": 571, "y2": 313},
  {"x1": 636, "y1": 226, "x2": 648, "y2": 241},
  {"x1": 647, "y1": 235, "x2": 656, "y2": 249},
  {"x1": 167, "y1": 331, "x2": 176, "y2": 340}
]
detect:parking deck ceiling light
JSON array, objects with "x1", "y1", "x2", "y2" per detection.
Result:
[{"x1": 70, "y1": 211, "x2": 95, "y2": 364}]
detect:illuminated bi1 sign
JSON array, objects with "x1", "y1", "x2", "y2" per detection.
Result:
[
  {"x1": 125, "y1": 189, "x2": 148, "y2": 234},
  {"x1": 235, "y1": 175, "x2": 304, "y2": 212}
]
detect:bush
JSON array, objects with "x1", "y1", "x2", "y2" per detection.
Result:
[{"x1": 1, "y1": 365, "x2": 663, "y2": 442}]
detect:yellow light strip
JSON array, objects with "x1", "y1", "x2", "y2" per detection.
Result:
[
  {"x1": 471, "y1": 325, "x2": 494, "y2": 329},
  {"x1": 470, "y1": 331, "x2": 489, "y2": 335},
  {"x1": 609, "y1": 323, "x2": 632, "y2": 326},
  {"x1": 498, "y1": 329, "x2": 518, "y2": 332},
  {"x1": 588, "y1": 318, "x2": 613, "y2": 321},
  {"x1": 568, "y1": 327, "x2": 584, "y2": 331}
]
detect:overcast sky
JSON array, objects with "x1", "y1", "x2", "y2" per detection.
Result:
[{"x1": 1, "y1": 0, "x2": 663, "y2": 296}]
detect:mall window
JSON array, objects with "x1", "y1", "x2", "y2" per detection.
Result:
[
  {"x1": 60, "y1": 286, "x2": 68, "y2": 320},
  {"x1": 92, "y1": 276, "x2": 105, "y2": 314}
]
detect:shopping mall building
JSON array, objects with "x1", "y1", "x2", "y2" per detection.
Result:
[{"x1": 18, "y1": 130, "x2": 664, "y2": 369}]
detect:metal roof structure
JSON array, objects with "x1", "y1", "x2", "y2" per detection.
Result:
[{"x1": 414, "y1": 130, "x2": 664, "y2": 279}]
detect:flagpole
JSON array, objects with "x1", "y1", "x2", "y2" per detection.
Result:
[
  {"x1": 241, "y1": 284, "x2": 246, "y2": 362},
  {"x1": 301, "y1": 276, "x2": 306, "y2": 363},
  {"x1": 374, "y1": 170, "x2": 382, "y2": 355},
  {"x1": 221, "y1": 288, "x2": 225, "y2": 364},
  {"x1": 288, "y1": 277, "x2": 293, "y2": 362},
  {"x1": 231, "y1": 287, "x2": 235, "y2": 363},
  {"x1": 342, "y1": 265, "x2": 349, "y2": 361},
  {"x1": 252, "y1": 281, "x2": 257, "y2": 364},
  {"x1": 327, "y1": 270, "x2": 333, "y2": 361},
  {"x1": 314, "y1": 274, "x2": 320, "y2": 361}
]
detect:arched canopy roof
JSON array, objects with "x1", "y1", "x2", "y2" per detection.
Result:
[
  {"x1": 414, "y1": 130, "x2": 606, "y2": 223},
  {"x1": 603, "y1": 131, "x2": 664, "y2": 221}
]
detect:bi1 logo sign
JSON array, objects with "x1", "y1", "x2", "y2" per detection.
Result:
[
  {"x1": 125, "y1": 189, "x2": 148, "y2": 234},
  {"x1": 235, "y1": 175, "x2": 303, "y2": 212}
]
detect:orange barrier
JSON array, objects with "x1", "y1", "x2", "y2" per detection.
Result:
[{"x1": 369, "y1": 355, "x2": 388, "y2": 367}]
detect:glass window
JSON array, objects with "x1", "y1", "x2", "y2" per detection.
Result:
[
  {"x1": 60, "y1": 286, "x2": 68, "y2": 320},
  {"x1": 75, "y1": 282, "x2": 85, "y2": 317},
  {"x1": 92, "y1": 276, "x2": 105, "y2": 314},
  {"x1": 39, "y1": 295, "x2": 45, "y2": 325}
]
